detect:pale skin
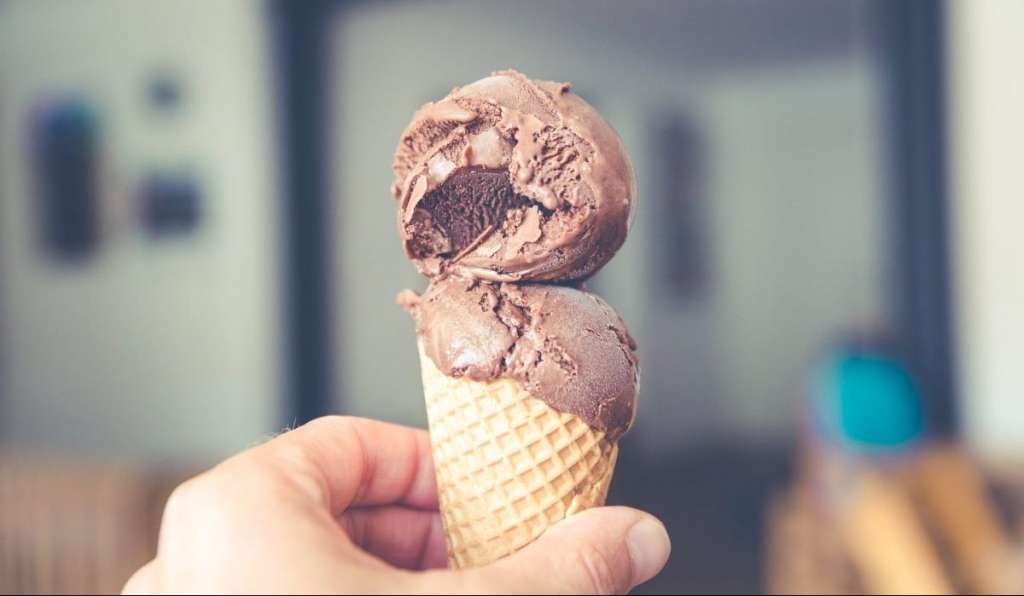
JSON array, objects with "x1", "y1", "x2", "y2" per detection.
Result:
[{"x1": 122, "y1": 416, "x2": 671, "y2": 595}]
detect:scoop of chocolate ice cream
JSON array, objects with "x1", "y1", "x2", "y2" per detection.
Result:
[
  {"x1": 398, "y1": 277, "x2": 639, "y2": 440},
  {"x1": 392, "y1": 69, "x2": 636, "y2": 283}
]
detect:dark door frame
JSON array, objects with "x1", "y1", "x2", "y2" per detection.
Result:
[{"x1": 874, "y1": 0, "x2": 958, "y2": 436}]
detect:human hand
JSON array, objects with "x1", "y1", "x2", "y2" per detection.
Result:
[{"x1": 122, "y1": 416, "x2": 670, "y2": 594}]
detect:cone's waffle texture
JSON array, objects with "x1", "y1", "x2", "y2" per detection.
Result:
[{"x1": 418, "y1": 344, "x2": 618, "y2": 568}]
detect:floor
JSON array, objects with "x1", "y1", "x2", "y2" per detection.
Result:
[{"x1": 609, "y1": 441, "x2": 795, "y2": 594}]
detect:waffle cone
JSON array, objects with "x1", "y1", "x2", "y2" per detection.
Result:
[{"x1": 417, "y1": 343, "x2": 618, "y2": 568}]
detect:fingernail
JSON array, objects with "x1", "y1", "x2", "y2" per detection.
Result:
[{"x1": 626, "y1": 517, "x2": 671, "y2": 587}]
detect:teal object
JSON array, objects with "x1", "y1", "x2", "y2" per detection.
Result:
[{"x1": 813, "y1": 351, "x2": 924, "y2": 452}]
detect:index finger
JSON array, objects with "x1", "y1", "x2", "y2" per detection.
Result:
[{"x1": 242, "y1": 416, "x2": 438, "y2": 514}]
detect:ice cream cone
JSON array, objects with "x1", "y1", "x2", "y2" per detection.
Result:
[{"x1": 417, "y1": 343, "x2": 618, "y2": 569}]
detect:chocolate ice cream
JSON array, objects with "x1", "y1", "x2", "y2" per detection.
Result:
[
  {"x1": 392, "y1": 71, "x2": 642, "y2": 567},
  {"x1": 392, "y1": 69, "x2": 636, "y2": 283},
  {"x1": 398, "y1": 277, "x2": 638, "y2": 440}
]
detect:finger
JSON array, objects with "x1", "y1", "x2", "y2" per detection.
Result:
[
  {"x1": 341, "y1": 506, "x2": 449, "y2": 571},
  {"x1": 432, "y1": 507, "x2": 670, "y2": 595},
  {"x1": 121, "y1": 560, "x2": 159, "y2": 595},
  {"x1": 243, "y1": 416, "x2": 438, "y2": 514}
]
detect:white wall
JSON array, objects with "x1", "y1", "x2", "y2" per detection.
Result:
[
  {"x1": 948, "y1": 0, "x2": 1024, "y2": 458},
  {"x1": 328, "y1": 0, "x2": 887, "y2": 450},
  {"x1": 701, "y1": 63, "x2": 887, "y2": 440},
  {"x1": 0, "y1": 0, "x2": 284, "y2": 463}
]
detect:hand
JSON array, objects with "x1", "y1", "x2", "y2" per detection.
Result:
[{"x1": 122, "y1": 416, "x2": 670, "y2": 594}]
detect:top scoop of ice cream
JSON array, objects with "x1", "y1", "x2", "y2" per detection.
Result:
[
  {"x1": 398, "y1": 277, "x2": 639, "y2": 440},
  {"x1": 392, "y1": 69, "x2": 636, "y2": 283}
]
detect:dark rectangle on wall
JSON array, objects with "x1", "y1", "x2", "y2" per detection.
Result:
[
  {"x1": 652, "y1": 112, "x2": 709, "y2": 299},
  {"x1": 32, "y1": 98, "x2": 101, "y2": 262}
]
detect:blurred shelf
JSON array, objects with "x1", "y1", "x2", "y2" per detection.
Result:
[
  {"x1": 0, "y1": 454, "x2": 188, "y2": 595},
  {"x1": 766, "y1": 446, "x2": 1024, "y2": 595}
]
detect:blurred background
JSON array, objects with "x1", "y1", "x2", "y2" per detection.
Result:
[{"x1": 1, "y1": 0, "x2": 1023, "y2": 593}]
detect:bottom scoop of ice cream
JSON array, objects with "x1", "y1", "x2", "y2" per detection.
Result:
[{"x1": 398, "y1": 277, "x2": 639, "y2": 440}]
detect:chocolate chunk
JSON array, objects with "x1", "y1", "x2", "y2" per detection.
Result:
[{"x1": 411, "y1": 169, "x2": 532, "y2": 258}]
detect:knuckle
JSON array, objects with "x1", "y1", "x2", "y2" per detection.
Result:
[
  {"x1": 158, "y1": 472, "x2": 239, "y2": 569},
  {"x1": 162, "y1": 474, "x2": 221, "y2": 523},
  {"x1": 572, "y1": 544, "x2": 621, "y2": 595}
]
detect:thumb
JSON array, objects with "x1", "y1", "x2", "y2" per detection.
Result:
[{"x1": 453, "y1": 507, "x2": 671, "y2": 595}]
